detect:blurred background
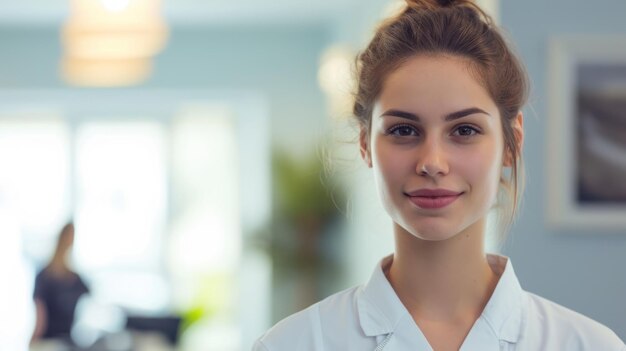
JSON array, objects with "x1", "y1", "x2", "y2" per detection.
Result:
[{"x1": 0, "y1": 0, "x2": 624, "y2": 350}]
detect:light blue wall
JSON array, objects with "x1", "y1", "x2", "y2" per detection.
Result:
[
  {"x1": 501, "y1": 0, "x2": 626, "y2": 339},
  {"x1": 0, "y1": 26, "x2": 63, "y2": 87},
  {"x1": 0, "y1": 25, "x2": 331, "y2": 154},
  {"x1": 153, "y1": 25, "x2": 331, "y2": 153}
]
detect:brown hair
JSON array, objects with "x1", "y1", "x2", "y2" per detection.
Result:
[
  {"x1": 50, "y1": 222, "x2": 75, "y2": 266},
  {"x1": 353, "y1": 0, "x2": 529, "y2": 239}
]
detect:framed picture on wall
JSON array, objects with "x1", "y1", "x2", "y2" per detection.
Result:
[{"x1": 547, "y1": 36, "x2": 626, "y2": 230}]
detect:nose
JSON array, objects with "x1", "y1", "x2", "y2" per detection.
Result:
[{"x1": 416, "y1": 137, "x2": 449, "y2": 177}]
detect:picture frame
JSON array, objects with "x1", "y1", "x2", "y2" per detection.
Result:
[{"x1": 547, "y1": 36, "x2": 626, "y2": 230}]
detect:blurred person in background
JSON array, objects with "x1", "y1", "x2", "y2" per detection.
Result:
[
  {"x1": 32, "y1": 222, "x2": 89, "y2": 345},
  {"x1": 254, "y1": 0, "x2": 626, "y2": 350}
]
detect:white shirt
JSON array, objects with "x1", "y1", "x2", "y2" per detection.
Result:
[{"x1": 253, "y1": 254, "x2": 625, "y2": 351}]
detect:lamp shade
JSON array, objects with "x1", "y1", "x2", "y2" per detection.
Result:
[{"x1": 61, "y1": 0, "x2": 168, "y2": 87}]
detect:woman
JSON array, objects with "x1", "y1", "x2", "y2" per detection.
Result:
[
  {"x1": 254, "y1": 0, "x2": 626, "y2": 350},
  {"x1": 32, "y1": 222, "x2": 89, "y2": 343}
]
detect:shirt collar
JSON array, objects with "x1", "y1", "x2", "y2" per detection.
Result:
[
  {"x1": 356, "y1": 253, "x2": 525, "y2": 343},
  {"x1": 356, "y1": 254, "x2": 406, "y2": 337},
  {"x1": 481, "y1": 254, "x2": 525, "y2": 343}
]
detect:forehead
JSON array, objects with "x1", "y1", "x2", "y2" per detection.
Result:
[{"x1": 376, "y1": 55, "x2": 497, "y2": 117}]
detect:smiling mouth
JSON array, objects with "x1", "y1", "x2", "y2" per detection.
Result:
[{"x1": 405, "y1": 190, "x2": 463, "y2": 209}]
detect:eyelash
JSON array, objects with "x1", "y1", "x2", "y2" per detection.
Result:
[
  {"x1": 387, "y1": 123, "x2": 418, "y2": 137},
  {"x1": 452, "y1": 125, "x2": 481, "y2": 137},
  {"x1": 386, "y1": 124, "x2": 481, "y2": 138}
]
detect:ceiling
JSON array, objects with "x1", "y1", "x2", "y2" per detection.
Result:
[{"x1": 0, "y1": 0, "x2": 359, "y2": 26}]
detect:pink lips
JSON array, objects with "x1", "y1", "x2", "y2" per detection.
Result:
[{"x1": 406, "y1": 188, "x2": 463, "y2": 209}]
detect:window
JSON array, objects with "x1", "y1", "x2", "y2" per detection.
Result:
[{"x1": 0, "y1": 92, "x2": 270, "y2": 350}]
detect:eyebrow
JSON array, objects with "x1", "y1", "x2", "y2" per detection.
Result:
[{"x1": 380, "y1": 107, "x2": 491, "y2": 122}]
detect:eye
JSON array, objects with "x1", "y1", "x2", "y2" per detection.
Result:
[
  {"x1": 452, "y1": 125, "x2": 480, "y2": 137},
  {"x1": 387, "y1": 124, "x2": 419, "y2": 137}
]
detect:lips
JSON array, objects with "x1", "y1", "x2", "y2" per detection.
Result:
[{"x1": 405, "y1": 188, "x2": 463, "y2": 209}]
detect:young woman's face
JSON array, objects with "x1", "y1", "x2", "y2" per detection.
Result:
[{"x1": 361, "y1": 55, "x2": 506, "y2": 241}]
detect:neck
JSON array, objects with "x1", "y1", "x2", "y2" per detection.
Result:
[
  {"x1": 387, "y1": 219, "x2": 498, "y2": 322},
  {"x1": 48, "y1": 254, "x2": 71, "y2": 275}
]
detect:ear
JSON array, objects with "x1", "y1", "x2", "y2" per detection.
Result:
[
  {"x1": 359, "y1": 127, "x2": 372, "y2": 168},
  {"x1": 504, "y1": 111, "x2": 524, "y2": 167}
]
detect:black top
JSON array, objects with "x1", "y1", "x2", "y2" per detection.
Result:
[{"x1": 33, "y1": 269, "x2": 89, "y2": 339}]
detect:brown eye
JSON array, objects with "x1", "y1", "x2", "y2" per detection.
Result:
[
  {"x1": 453, "y1": 125, "x2": 479, "y2": 137},
  {"x1": 388, "y1": 124, "x2": 418, "y2": 137}
]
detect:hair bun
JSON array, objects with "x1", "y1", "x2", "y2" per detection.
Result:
[
  {"x1": 405, "y1": 0, "x2": 475, "y2": 10},
  {"x1": 404, "y1": 0, "x2": 491, "y2": 24}
]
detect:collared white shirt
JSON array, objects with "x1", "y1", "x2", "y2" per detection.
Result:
[{"x1": 253, "y1": 254, "x2": 625, "y2": 351}]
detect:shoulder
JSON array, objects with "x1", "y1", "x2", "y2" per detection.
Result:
[
  {"x1": 34, "y1": 269, "x2": 51, "y2": 293},
  {"x1": 522, "y1": 292, "x2": 625, "y2": 350},
  {"x1": 35, "y1": 268, "x2": 49, "y2": 281},
  {"x1": 253, "y1": 285, "x2": 364, "y2": 351},
  {"x1": 75, "y1": 273, "x2": 89, "y2": 291}
]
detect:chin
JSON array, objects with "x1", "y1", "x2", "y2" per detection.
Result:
[
  {"x1": 414, "y1": 231, "x2": 458, "y2": 242},
  {"x1": 398, "y1": 221, "x2": 460, "y2": 242}
]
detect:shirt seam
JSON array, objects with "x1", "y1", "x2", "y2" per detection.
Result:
[
  {"x1": 481, "y1": 302, "x2": 521, "y2": 342},
  {"x1": 480, "y1": 280, "x2": 526, "y2": 344},
  {"x1": 480, "y1": 311, "x2": 500, "y2": 340},
  {"x1": 256, "y1": 340, "x2": 270, "y2": 351},
  {"x1": 358, "y1": 296, "x2": 397, "y2": 336}
]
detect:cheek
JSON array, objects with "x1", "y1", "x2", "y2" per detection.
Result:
[
  {"x1": 458, "y1": 144, "x2": 503, "y2": 194},
  {"x1": 372, "y1": 140, "x2": 410, "y2": 183},
  {"x1": 370, "y1": 139, "x2": 413, "y2": 211}
]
